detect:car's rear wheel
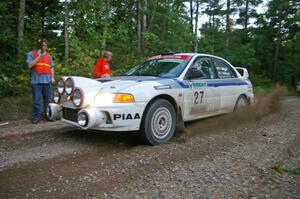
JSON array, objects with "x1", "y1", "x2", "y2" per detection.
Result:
[
  {"x1": 141, "y1": 99, "x2": 176, "y2": 145},
  {"x1": 234, "y1": 95, "x2": 248, "y2": 111}
]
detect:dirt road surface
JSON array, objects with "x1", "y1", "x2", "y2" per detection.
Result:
[{"x1": 0, "y1": 94, "x2": 299, "y2": 198}]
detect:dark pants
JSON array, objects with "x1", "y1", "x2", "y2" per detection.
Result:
[{"x1": 31, "y1": 83, "x2": 51, "y2": 120}]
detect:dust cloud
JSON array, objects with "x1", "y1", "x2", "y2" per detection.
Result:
[{"x1": 183, "y1": 86, "x2": 288, "y2": 137}]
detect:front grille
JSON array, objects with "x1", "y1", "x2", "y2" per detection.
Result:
[{"x1": 62, "y1": 107, "x2": 80, "y2": 122}]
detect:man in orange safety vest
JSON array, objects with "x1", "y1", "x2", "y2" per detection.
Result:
[{"x1": 26, "y1": 38, "x2": 55, "y2": 124}]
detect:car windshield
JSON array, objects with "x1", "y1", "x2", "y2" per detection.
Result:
[{"x1": 123, "y1": 59, "x2": 189, "y2": 78}]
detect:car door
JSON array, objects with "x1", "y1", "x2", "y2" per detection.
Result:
[
  {"x1": 183, "y1": 56, "x2": 221, "y2": 121},
  {"x1": 211, "y1": 57, "x2": 240, "y2": 113}
]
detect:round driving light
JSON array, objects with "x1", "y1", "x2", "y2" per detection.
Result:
[
  {"x1": 57, "y1": 78, "x2": 65, "y2": 94},
  {"x1": 78, "y1": 112, "x2": 88, "y2": 127},
  {"x1": 65, "y1": 77, "x2": 74, "y2": 95},
  {"x1": 72, "y1": 88, "x2": 83, "y2": 107},
  {"x1": 53, "y1": 89, "x2": 61, "y2": 103}
]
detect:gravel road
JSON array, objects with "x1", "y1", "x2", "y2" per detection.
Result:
[{"x1": 0, "y1": 94, "x2": 299, "y2": 198}]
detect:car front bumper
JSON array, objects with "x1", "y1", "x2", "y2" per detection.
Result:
[{"x1": 48, "y1": 102, "x2": 147, "y2": 131}]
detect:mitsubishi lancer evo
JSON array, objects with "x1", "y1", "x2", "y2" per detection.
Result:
[{"x1": 46, "y1": 53, "x2": 254, "y2": 145}]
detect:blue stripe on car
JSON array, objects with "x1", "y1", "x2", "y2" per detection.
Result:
[
  {"x1": 207, "y1": 82, "x2": 248, "y2": 87},
  {"x1": 130, "y1": 76, "x2": 249, "y2": 89},
  {"x1": 173, "y1": 79, "x2": 248, "y2": 88}
]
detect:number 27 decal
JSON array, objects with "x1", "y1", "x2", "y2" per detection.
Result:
[{"x1": 194, "y1": 91, "x2": 204, "y2": 104}]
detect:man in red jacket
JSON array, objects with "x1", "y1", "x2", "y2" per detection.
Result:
[{"x1": 93, "y1": 51, "x2": 112, "y2": 78}]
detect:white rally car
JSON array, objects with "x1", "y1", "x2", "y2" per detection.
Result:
[{"x1": 47, "y1": 53, "x2": 254, "y2": 145}]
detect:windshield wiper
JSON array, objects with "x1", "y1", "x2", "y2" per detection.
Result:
[{"x1": 136, "y1": 74, "x2": 158, "y2": 77}]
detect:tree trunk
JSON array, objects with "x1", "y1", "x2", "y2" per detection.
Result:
[
  {"x1": 141, "y1": 0, "x2": 147, "y2": 55},
  {"x1": 211, "y1": 14, "x2": 215, "y2": 54},
  {"x1": 194, "y1": 0, "x2": 200, "y2": 53},
  {"x1": 41, "y1": 1, "x2": 46, "y2": 34},
  {"x1": 273, "y1": 20, "x2": 282, "y2": 80},
  {"x1": 101, "y1": 25, "x2": 108, "y2": 52},
  {"x1": 101, "y1": 2, "x2": 111, "y2": 53},
  {"x1": 137, "y1": 0, "x2": 141, "y2": 53},
  {"x1": 243, "y1": 0, "x2": 249, "y2": 43},
  {"x1": 244, "y1": 0, "x2": 249, "y2": 31},
  {"x1": 225, "y1": 0, "x2": 230, "y2": 58},
  {"x1": 64, "y1": 1, "x2": 69, "y2": 68},
  {"x1": 189, "y1": 0, "x2": 194, "y2": 51},
  {"x1": 17, "y1": 0, "x2": 25, "y2": 50}
]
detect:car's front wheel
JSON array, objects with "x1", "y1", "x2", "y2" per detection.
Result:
[{"x1": 141, "y1": 99, "x2": 176, "y2": 145}]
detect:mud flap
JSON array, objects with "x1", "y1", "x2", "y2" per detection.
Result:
[{"x1": 175, "y1": 106, "x2": 186, "y2": 134}]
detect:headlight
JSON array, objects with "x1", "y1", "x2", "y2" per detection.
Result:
[
  {"x1": 94, "y1": 93, "x2": 134, "y2": 106},
  {"x1": 65, "y1": 77, "x2": 74, "y2": 95},
  {"x1": 94, "y1": 93, "x2": 115, "y2": 106},
  {"x1": 57, "y1": 78, "x2": 65, "y2": 94},
  {"x1": 53, "y1": 89, "x2": 61, "y2": 103},
  {"x1": 72, "y1": 88, "x2": 84, "y2": 107}
]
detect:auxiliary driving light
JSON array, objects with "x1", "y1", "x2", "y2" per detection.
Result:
[
  {"x1": 57, "y1": 78, "x2": 65, "y2": 94},
  {"x1": 65, "y1": 77, "x2": 74, "y2": 95},
  {"x1": 53, "y1": 89, "x2": 61, "y2": 103},
  {"x1": 72, "y1": 88, "x2": 83, "y2": 107},
  {"x1": 45, "y1": 103, "x2": 62, "y2": 121},
  {"x1": 46, "y1": 105, "x2": 52, "y2": 119}
]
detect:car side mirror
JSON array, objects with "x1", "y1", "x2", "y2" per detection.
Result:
[
  {"x1": 187, "y1": 67, "x2": 205, "y2": 79},
  {"x1": 235, "y1": 67, "x2": 249, "y2": 79}
]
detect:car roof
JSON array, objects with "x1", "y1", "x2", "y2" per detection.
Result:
[
  {"x1": 148, "y1": 53, "x2": 223, "y2": 59},
  {"x1": 175, "y1": 53, "x2": 223, "y2": 59},
  {"x1": 147, "y1": 53, "x2": 229, "y2": 64}
]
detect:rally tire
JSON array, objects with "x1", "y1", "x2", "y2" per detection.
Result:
[
  {"x1": 141, "y1": 99, "x2": 176, "y2": 145},
  {"x1": 234, "y1": 95, "x2": 248, "y2": 112}
]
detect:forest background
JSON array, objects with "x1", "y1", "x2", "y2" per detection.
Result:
[{"x1": 0, "y1": 0, "x2": 299, "y2": 119}]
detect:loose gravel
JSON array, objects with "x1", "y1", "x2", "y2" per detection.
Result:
[{"x1": 0, "y1": 96, "x2": 299, "y2": 198}]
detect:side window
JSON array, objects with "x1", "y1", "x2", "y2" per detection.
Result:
[
  {"x1": 191, "y1": 57, "x2": 217, "y2": 79},
  {"x1": 213, "y1": 58, "x2": 237, "y2": 78}
]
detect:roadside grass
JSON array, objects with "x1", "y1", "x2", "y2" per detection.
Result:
[
  {"x1": 0, "y1": 92, "x2": 32, "y2": 121},
  {"x1": 273, "y1": 165, "x2": 300, "y2": 175}
]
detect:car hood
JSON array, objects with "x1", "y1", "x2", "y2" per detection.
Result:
[
  {"x1": 68, "y1": 76, "x2": 167, "y2": 93},
  {"x1": 96, "y1": 76, "x2": 162, "y2": 92}
]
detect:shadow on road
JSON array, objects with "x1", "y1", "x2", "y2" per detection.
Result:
[{"x1": 55, "y1": 128, "x2": 142, "y2": 147}]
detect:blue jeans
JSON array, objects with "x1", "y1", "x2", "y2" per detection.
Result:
[{"x1": 31, "y1": 83, "x2": 51, "y2": 120}]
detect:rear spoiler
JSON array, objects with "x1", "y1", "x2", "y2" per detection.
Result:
[{"x1": 235, "y1": 67, "x2": 249, "y2": 79}]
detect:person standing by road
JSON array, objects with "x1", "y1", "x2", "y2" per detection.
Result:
[
  {"x1": 26, "y1": 38, "x2": 55, "y2": 124},
  {"x1": 93, "y1": 51, "x2": 112, "y2": 78}
]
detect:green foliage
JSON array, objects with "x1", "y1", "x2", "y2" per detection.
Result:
[
  {"x1": 62, "y1": 36, "x2": 95, "y2": 77},
  {"x1": 227, "y1": 42, "x2": 259, "y2": 68}
]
